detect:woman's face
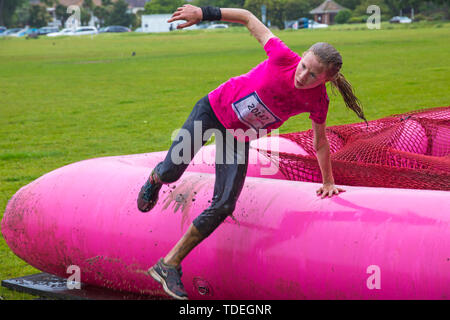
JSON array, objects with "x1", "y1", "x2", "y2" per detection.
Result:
[{"x1": 294, "y1": 51, "x2": 329, "y2": 90}]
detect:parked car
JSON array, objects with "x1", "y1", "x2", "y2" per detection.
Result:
[
  {"x1": 390, "y1": 16, "x2": 412, "y2": 23},
  {"x1": 308, "y1": 20, "x2": 328, "y2": 29},
  {"x1": 0, "y1": 26, "x2": 6, "y2": 34},
  {"x1": 12, "y1": 28, "x2": 39, "y2": 37},
  {"x1": 72, "y1": 26, "x2": 98, "y2": 36},
  {"x1": 296, "y1": 17, "x2": 309, "y2": 29},
  {"x1": 38, "y1": 26, "x2": 59, "y2": 35},
  {"x1": 134, "y1": 27, "x2": 144, "y2": 32},
  {"x1": 0, "y1": 28, "x2": 22, "y2": 37},
  {"x1": 100, "y1": 25, "x2": 131, "y2": 33},
  {"x1": 47, "y1": 28, "x2": 75, "y2": 37},
  {"x1": 207, "y1": 24, "x2": 229, "y2": 29}
]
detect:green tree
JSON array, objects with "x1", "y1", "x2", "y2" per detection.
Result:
[
  {"x1": 244, "y1": 0, "x2": 320, "y2": 29},
  {"x1": 94, "y1": 0, "x2": 114, "y2": 27},
  {"x1": 80, "y1": 7, "x2": 91, "y2": 25},
  {"x1": 41, "y1": 0, "x2": 56, "y2": 6},
  {"x1": 0, "y1": 0, "x2": 26, "y2": 27},
  {"x1": 193, "y1": 0, "x2": 246, "y2": 7},
  {"x1": 417, "y1": 1, "x2": 449, "y2": 20},
  {"x1": 268, "y1": 0, "x2": 287, "y2": 28},
  {"x1": 336, "y1": 0, "x2": 361, "y2": 10},
  {"x1": 55, "y1": 3, "x2": 69, "y2": 26},
  {"x1": 83, "y1": 0, "x2": 95, "y2": 11},
  {"x1": 28, "y1": 4, "x2": 52, "y2": 27},
  {"x1": 243, "y1": 0, "x2": 265, "y2": 21},
  {"x1": 383, "y1": 0, "x2": 400, "y2": 15},
  {"x1": 354, "y1": 0, "x2": 390, "y2": 16},
  {"x1": 106, "y1": 0, "x2": 135, "y2": 27},
  {"x1": 335, "y1": 8, "x2": 352, "y2": 23},
  {"x1": 308, "y1": 0, "x2": 326, "y2": 10},
  {"x1": 244, "y1": 0, "x2": 286, "y2": 29},
  {"x1": 81, "y1": 0, "x2": 95, "y2": 25},
  {"x1": 133, "y1": 9, "x2": 144, "y2": 29},
  {"x1": 283, "y1": 0, "x2": 312, "y2": 20},
  {"x1": 12, "y1": 0, "x2": 31, "y2": 27},
  {"x1": 144, "y1": 0, "x2": 185, "y2": 14},
  {"x1": 94, "y1": 5, "x2": 110, "y2": 27}
]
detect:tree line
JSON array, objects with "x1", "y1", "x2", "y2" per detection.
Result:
[
  {"x1": 145, "y1": 0, "x2": 448, "y2": 28},
  {"x1": 0, "y1": 0, "x2": 136, "y2": 28},
  {"x1": 1, "y1": 0, "x2": 448, "y2": 29}
]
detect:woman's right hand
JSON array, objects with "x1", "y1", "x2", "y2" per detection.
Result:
[{"x1": 167, "y1": 4, "x2": 203, "y2": 29}]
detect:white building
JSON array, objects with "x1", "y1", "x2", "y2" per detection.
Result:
[{"x1": 141, "y1": 14, "x2": 198, "y2": 33}]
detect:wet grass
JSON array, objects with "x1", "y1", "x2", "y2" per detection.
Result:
[
  {"x1": 0, "y1": 22, "x2": 449, "y2": 299},
  {"x1": 0, "y1": 151, "x2": 66, "y2": 161}
]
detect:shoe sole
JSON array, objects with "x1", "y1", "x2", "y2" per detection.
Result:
[
  {"x1": 137, "y1": 192, "x2": 158, "y2": 212},
  {"x1": 137, "y1": 201, "x2": 155, "y2": 212},
  {"x1": 149, "y1": 267, "x2": 188, "y2": 300}
]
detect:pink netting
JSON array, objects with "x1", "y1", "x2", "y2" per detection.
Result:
[{"x1": 260, "y1": 106, "x2": 450, "y2": 190}]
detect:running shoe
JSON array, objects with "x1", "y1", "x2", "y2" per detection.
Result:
[
  {"x1": 148, "y1": 258, "x2": 188, "y2": 300},
  {"x1": 137, "y1": 169, "x2": 162, "y2": 212}
]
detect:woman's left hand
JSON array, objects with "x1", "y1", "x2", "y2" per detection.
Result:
[
  {"x1": 316, "y1": 183, "x2": 345, "y2": 199},
  {"x1": 167, "y1": 4, "x2": 202, "y2": 29}
]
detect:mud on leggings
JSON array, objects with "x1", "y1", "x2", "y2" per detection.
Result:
[{"x1": 154, "y1": 95, "x2": 250, "y2": 238}]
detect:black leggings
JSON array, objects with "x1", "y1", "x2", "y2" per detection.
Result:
[{"x1": 154, "y1": 95, "x2": 250, "y2": 238}]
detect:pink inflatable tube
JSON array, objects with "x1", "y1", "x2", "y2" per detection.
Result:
[
  {"x1": 110, "y1": 136, "x2": 308, "y2": 180},
  {"x1": 2, "y1": 137, "x2": 450, "y2": 299}
]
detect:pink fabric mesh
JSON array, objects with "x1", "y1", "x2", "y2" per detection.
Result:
[{"x1": 258, "y1": 106, "x2": 450, "y2": 190}]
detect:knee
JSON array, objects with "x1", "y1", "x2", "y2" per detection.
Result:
[
  {"x1": 212, "y1": 202, "x2": 236, "y2": 220},
  {"x1": 192, "y1": 201, "x2": 236, "y2": 238},
  {"x1": 211, "y1": 202, "x2": 236, "y2": 230}
]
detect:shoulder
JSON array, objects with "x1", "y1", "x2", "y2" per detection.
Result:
[{"x1": 264, "y1": 37, "x2": 299, "y2": 66}]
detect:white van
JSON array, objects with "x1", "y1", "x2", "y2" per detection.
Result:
[
  {"x1": 72, "y1": 26, "x2": 98, "y2": 36},
  {"x1": 47, "y1": 28, "x2": 75, "y2": 37}
]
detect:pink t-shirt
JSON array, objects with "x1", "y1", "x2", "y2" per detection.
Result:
[{"x1": 208, "y1": 37, "x2": 329, "y2": 141}]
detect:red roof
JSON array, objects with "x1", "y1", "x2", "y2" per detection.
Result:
[{"x1": 310, "y1": 0, "x2": 347, "y2": 14}]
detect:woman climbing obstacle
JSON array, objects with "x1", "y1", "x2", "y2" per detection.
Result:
[{"x1": 137, "y1": 5, "x2": 367, "y2": 300}]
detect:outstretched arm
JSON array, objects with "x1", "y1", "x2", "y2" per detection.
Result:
[
  {"x1": 312, "y1": 119, "x2": 345, "y2": 198},
  {"x1": 167, "y1": 5, "x2": 275, "y2": 47}
]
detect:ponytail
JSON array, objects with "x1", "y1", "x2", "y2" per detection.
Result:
[
  {"x1": 331, "y1": 72, "x2": 368, "y2": 128},
  {"x1": 307, "y1": 42, "x2": 368, "y2": 128}
]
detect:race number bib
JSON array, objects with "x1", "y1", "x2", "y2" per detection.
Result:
[{"x1": 232, "y1": 92, "x2": 281, "y2": 131}]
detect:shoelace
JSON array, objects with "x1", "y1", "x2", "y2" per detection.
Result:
[
  {"x1": 142, "y1": 181, "x2": 154, "y2": 200},
  {"x1": 163, "y1": 263, "x2": 184, "y2": 287}
]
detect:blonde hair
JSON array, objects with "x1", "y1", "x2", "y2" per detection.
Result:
[{"x1": 307, "y1": 42, "x2": 368, "y2": 127}]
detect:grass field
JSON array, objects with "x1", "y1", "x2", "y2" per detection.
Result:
[{"x1": 0, "y1": 21, "x2": 449, "y2": 299}]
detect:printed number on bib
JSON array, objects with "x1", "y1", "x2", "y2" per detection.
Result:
[{"x1": 232, "y1": 92, "x2": 281, "y2": 131}]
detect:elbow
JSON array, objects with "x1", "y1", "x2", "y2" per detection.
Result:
[{"x1": 242, "y1": 9, "x2": 253, "y2": 25}]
